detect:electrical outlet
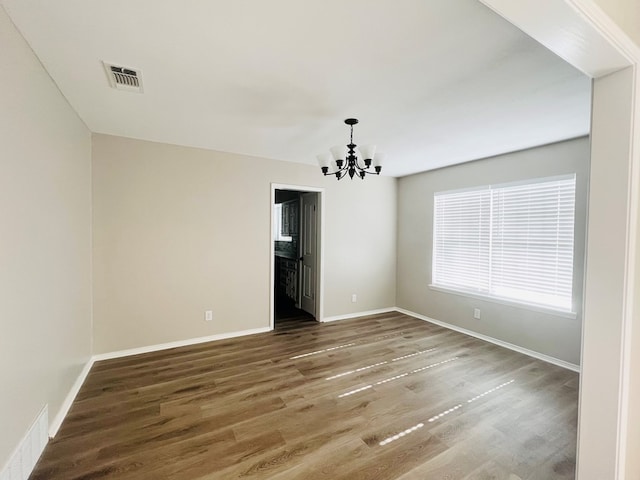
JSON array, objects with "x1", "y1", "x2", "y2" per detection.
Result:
[
  {"x1": 205, "y1": 310, "x2": 213, "y2": 322},
  {"x1": 473, "y1": 308, "x2": 481, "y2": 320},
  {"x1": 351, "y1": 294, "x2": 357, "y2": 303}
]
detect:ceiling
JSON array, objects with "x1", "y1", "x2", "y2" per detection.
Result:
[{"x1": 2, "y1": 0, "x2": 591, "y2": 177}]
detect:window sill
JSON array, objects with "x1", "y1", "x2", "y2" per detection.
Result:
[{"x1": 428, "y1": 284, "x2": 578, "y2": 320}]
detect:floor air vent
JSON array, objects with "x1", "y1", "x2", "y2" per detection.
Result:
[{"x1": 103, "y1": 62, "x2": 143, "y2": 93}]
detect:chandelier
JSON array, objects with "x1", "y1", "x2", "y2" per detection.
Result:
[{"x1": 316, "y1": 118, "x2": 382, "y2": 180}]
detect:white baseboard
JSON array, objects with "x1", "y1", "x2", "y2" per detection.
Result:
[
  {"x1": 48, "y1": 326, "x2": 271, "y2": 441},
  {"x1": 92, "y1": 326, "x2": 272, "y2": 362},
  {"x1": 0, "y1": 405, "x2": 48, "y2": 480},
  {"x1": 321, "y1": 307, "x2": 397, "y2": 323},
  {"x1": 49, "y1": 358, "x2": 94, "y2": 437},
  {"x1": 395, "y1": 308, "x2": 580, "y2": 372},
  {"x1": 3, "y1": 326, "x2": 273, "y2": 479}
]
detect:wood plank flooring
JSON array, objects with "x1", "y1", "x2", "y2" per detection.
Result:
[{"x1": 30, "y1": 312, "x2": 578, "y2": 479}]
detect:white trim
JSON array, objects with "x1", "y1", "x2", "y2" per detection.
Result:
[
  {"x1": 395, "y1": 307, "x2": 580, "y2": 372},
  {"x1": 47, "y1": 326, "x2": 272, "y2": 445},
  {"x1": 270, "y1": 185, "x2": 276, "y2": 330},
  {"x1": 565, "y1": 0, "x2": 640, "y2": 64},
  {"x1": 270, "y1": 183, "x2": 325, "y2": 327},
  {"x1": 428, "y1": 284, "x2": 578, "y2": 320},
  {"x1": 321, "y1": 307, "x2": 396, "y2": 323},
  {"x1": 479, "y1": 0, "x2": 633, "y2": 77},
  {"x1": 318, "y1": 191, "x2": 325, "y2": 323},
  {"x1": 616, "y1": 64, "x2": 639, "y2": 480},
  {"x1": 92, "y1": 327, "x2": 271, "y2": 362},
  {"x1": 0, "y1": 405, "x2": 48, "y2": 480},
  {"x1": 271, "y1": 183, "x2": 325, "y2": 193},
  {"x1": 49, "y1": 358, "x2": 94, "y2": 437}
]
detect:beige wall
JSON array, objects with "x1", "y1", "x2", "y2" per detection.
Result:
[
  {"x1": 91, "y1": 134, "x2": 397, "y2": 354},
  {"x1": 0, "y1": 6, "x2": 92, "y2": 468},
  {"x1": 593, "y1": 0, "x2": 640, "y2": 47},
  {"x1": 397, "y1": 137, "x2": 589, "y2": 365}
]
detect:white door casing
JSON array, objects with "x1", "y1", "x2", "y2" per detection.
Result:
[
  {"x1": 300, "y1": 192, "x2": 318, "y2": 317},
  {"x1": 270, "y1": 183, "x2": 324, "y2": 329}
]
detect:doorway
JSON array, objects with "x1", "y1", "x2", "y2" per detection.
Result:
[{"x1": 270, "y1": 184, "x2": 323, "y2": 329}]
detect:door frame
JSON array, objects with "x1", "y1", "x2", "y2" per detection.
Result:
[
  {"x1": 270, "y1": 183, "x2": 325, "y2": 329},
  {"x1": 478, "y1": 2, "x2": 640, "y2": 477}
]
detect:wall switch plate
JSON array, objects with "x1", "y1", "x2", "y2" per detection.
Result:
[
  {"x1": 351, "y1": 294, "x2": 357, "y2": 303},
  {"x1": 473, "y1": 308, "x2": 481, "y2": 320},
  {"x1": 205, "y1": 310, "x2": 213, "y2": 321}
]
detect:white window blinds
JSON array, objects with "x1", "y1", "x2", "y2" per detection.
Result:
[
  {"x1": 432, "y1": 175, "x2": 576, "y2": 312},
  {"x1": 433, "y1": 188, "x2": 491, "y2": 293}
]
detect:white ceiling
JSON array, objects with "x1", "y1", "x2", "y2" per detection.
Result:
[{"x1": 2, "y1": 0, "x2": 591, "y2": 177}]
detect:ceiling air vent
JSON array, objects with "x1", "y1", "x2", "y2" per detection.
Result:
[{"x1": 103, "y1": 62, "x2": 143, "y2": 93}]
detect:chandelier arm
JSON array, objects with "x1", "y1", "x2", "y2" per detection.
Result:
[
  {"x1": 353, "y1": 159, "x2": 370, "y2": 170},
  {"x1": 323, "y1": 161, "x2": 379, "y2": 176},
  {"x1": 359, "y1": 169, "x2": 381, "y2": 175},
  {"x1": 322, "y1": 162, "x2": 349, "y2": 176}
]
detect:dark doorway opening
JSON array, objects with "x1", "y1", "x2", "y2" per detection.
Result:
[{"x1": 273, "y1": 189, "x2": 318, "y2": 328}]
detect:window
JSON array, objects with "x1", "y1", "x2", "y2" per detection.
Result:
[
  {"x1": 432, "y1": 175, "x2": 576, "y2": 312},
  {"x1": 273, "y1": 204, "x2": 293, "y2": 242}
]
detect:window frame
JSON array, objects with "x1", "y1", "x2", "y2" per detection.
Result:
[{"x1": 273, "y1": 203, "x2": 293, "y2": 242}]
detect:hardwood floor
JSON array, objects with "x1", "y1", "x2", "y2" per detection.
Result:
[{"x1": 30, "y1": 312, "x2": 578, "y2": 479}]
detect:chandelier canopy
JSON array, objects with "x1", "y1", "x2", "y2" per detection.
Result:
[{"x1": 317, "y1": 118, "x2": 382, "y2": 180}]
